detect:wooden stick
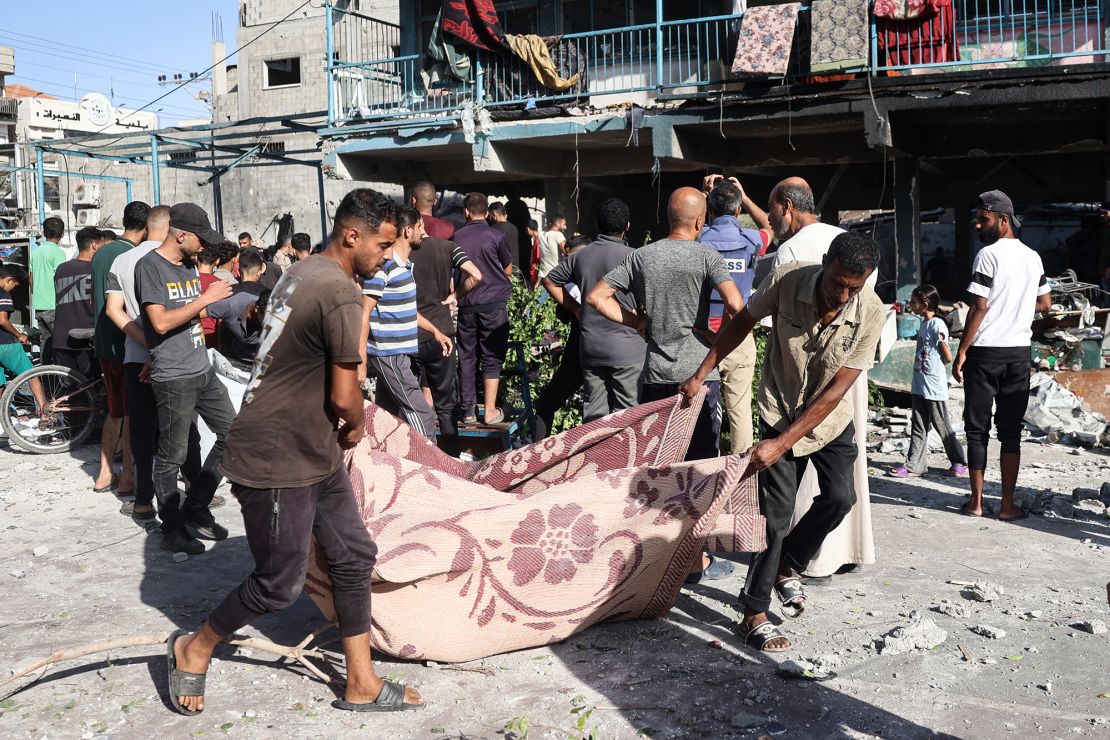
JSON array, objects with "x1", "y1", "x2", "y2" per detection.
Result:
[{"x1": 1, "y1": 631, "x2": 337, "y2": 699}]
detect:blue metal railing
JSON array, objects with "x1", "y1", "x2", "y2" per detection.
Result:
[{"x1": 324, "y1": 1, "x2": 1107, "y2": 127}]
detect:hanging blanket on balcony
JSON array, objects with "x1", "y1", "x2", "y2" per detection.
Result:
[
  {"x1": 731, "y1": 3, "x2": 802, "y2": 77},
  {"x1": 875, "y1": 0, "x2": 959, "y2": 67},
  {"x1": 303, "y1": 395, "x2": 765, "y2": 663},
  {"x1": 873, "y1": 0, "x2": 941, "y2": 20},
  {"x1": 443, "y1": 0, "x2": 508, "y2": 51},
  {"x1": 482, "y1": 38, "x2": 584, "y2": 104},
  {"x1": 505, "y1": 34, "x2": 580, "y2": 91},
  {"x1": 810, "y1": 0, "x2": 869, "y2": 73}
]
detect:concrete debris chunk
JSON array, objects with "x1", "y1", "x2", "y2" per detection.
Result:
[
  {"x1": 879, "y1": 618, "x2": 948, "y2": 655},
  {"x1": 172, "y1": 552, "x2": 190, "y2": 563},
  {"x1": 730, "y1": 711, "x2": 766, "y2": 729},
  {"x1": 971, "y1": 624, "x2": 1007, "y2": 639},
  {"x1": 32, "y1": 545, "x2": 49, "y2": 558},
  {"x1": 1074, "y1": 499, "x2": 1107, "y2": 515},
  {"x1": 964, "y1": 581, "x2": 1004, "y2": 602},
  {"x1": 8, "y1": 569, "x2": 26, "y2": 579},
  {"x1": 934, "y1": 600, "x2": 969, "y2": 619},
  {"x1": 1075, "y1": 619, "x2": 1107, "y2": 635}
]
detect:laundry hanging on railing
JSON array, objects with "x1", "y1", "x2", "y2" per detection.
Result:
[
  {"x1": 873, "y1": 0, "x2": 942, "y2": 20},
  {"x1": 504, "y1": 34, "x2": 580, "y2": 91},
  {"x1": 482, "y1": 38, "x2": 584, "y2": 103},
  {"x1": 731, "y1": 2, "x2": 802, "y2": 77},
  {"x1": 875, "y1": 0, "x2": 960, "y2": 67},
  {"x1": 442, "y1": 0, "x2": 509, "y2": 51},
  {"x1": 810, "y1": 0, "x2": 869, "y2": 73}
]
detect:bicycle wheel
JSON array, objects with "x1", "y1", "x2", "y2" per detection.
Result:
[{"x1": 1, "y1": 365, "x2": 102, "y2": 454}]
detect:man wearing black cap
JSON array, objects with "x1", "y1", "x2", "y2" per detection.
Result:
[
  {"x1": 135, "y1": 203, "x2": 236, "y2": 555},
  {"x1": 953, "y1": 190, "x2": 1052, "y2": 521}
]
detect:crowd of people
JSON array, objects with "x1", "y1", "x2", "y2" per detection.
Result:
[{"x1": 0, "y1": 175, "x2": 1053, "y2": 714}]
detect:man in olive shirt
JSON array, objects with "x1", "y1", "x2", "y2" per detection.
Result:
[
  {"x1": 30, "y1": 216, "x2": 68, "y2": 364},
  {"x1": 681, "y1": 231, "x2": 884, "y2": 652}
]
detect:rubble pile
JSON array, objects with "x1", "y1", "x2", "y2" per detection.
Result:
[{"x1": 1024, "y1": 373, "x2": 1109, "y2": 446}]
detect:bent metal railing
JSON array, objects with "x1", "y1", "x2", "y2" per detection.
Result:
[{"x1": 325, "y1": 1, "x2": 1106, "y2": 127}]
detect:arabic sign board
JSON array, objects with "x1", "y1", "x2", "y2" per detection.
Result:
[{"x1": 23, "y1": 95, "x2": 158, "y2": 133}]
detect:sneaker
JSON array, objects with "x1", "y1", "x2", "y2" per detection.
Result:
[
  {"x1": 947, "y1": 464, "x2": 969, "y2": 477},
  {"x1": 184, "y1": 516, "x2": 229, "y2": 541},
  {"x1": 887, "y1": 466, "x2": 922, "y2": 478},
  {"x1": 160, "y1": 527, "x2": 205, "y2": 555}
]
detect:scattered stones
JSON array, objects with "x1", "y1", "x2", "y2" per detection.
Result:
[
  {"x1": 934, "y1": 600, "x2": 969, "y2": 619},
  {"x1": 730, "y1": 710, "x2": 766, "y2": 729},
  {"x1": 964, "y1": 581, "x2": 1004, "y2": 602},
  {"x1": 971, "y1": 624, "x2": 1007, "y2": 639},
  {"x1": 172, "y1": 552, "x2": 189, "y2": 563},
  {"x1": 8, "y1": 569, "x2": 26, "y2": 579},
  {"x1": 1019, "y1": 610, "x2": 1043, "y2": 621},
  {"x1": 907, "y1": 509, "x2": 923, "y2": 519},
  {"x1": 32, "y1": 545, "x2": 49, "y2": 558},
  {"x1": 1074, "y1": 499, "x2": 1107, "y2": 515},
  {"x1": 1075, "y1": 619, "x2": 1107, "y2": 635},
  {"x1": 879, "y1": 618, "x2": 948, "y2": 655},
  {"x1": 1040, "y1": 681, "x2": 1053, "y2": 693},
  {"x1": 799, "y1": 654, "x2": 842, "y2": 679}
]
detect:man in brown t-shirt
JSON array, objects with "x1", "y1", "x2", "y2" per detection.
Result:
[
  {"x1": 681, "y1": 231, "x2": 884, "y2": 654},
  {"x1": 165, "y1": 190, "x2": 425, "y2": 716}
]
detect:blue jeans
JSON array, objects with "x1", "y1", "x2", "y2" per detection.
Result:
[{"x1": 151, "y1": 367, "x2": 235, "y2": 533}]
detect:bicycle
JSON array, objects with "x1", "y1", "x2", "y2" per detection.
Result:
[{"x1": 1, "y1": 328, "x2": 105, "y2": 454}]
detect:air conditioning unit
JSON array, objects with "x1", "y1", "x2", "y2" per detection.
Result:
[
  {"x1": 74, "y1": 208, "x2": 101, "y2": 227},
  {"x1": 72, "y1": 182, "x2": 101, "y2": 206}
]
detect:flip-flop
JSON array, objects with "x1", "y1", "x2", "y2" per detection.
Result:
[
  {"x1": 959, "y1": 502, "x2": 982, "y2": 518},
  {"x1": 483, "y1": 408, "x2": 506, "y2": 425},
  {"x1": 740, "y1": 620, "x2": 791, "y2": 653},
  {"x1": 166, "y1": 629, "x2": 206, "y2": 716},
  {"x1": 999, "y1": 509, "x2": 1030, "y2": 522},
  {"x1": 93, "y1": 474, "x2": 119, "y2": 493},
  {"x1": 331, "y1": 680, "x2": 424, "y2": 712},
  {"x1": 773, "y1": 577, "x2": 807, "y2": 618}
]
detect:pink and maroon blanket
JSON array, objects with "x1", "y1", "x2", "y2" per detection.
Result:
[{"x1": 305, "y1": 394, "x2": 765, "y2": 662}]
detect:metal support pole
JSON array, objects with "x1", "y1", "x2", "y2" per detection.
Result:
[
  {"x1": 213, "y1": 176, "x2": 224, "y2": 234},
  {"x1": 325, "y1": 0, "x2": 336, "y2": 127},
  {"x1": 655, "y1": 0, "x2": 664, "y2": 89},
  {"x1": 317, "y1": 165, "x2": 328, "y2": 243},
  {"x1": 149, "y1": 134, "x2": 161, "y2": 204},
  {"x1": 35, "y1": 146, "x2": 46, "y2": 227},
  {"x1": 126, "y1": 180, "x2": 133, "y2": 204}
]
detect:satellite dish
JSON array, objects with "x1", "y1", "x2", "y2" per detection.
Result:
[{"x1": 80, "y1": 93, "x2": 113, "y2": 126}]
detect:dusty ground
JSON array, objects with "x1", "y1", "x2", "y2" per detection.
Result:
[{"x1": 0, "y1": 427, "x2": 1107, "y2": 739}]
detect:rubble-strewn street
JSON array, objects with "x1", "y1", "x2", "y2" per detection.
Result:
[{"x1": 1, "y1": 431, "x2": 1107, "y2": 739}]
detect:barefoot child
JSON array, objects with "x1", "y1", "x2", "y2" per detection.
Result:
[{"x1": 889, "y1": 284, "x2": 968, "y2": 479}]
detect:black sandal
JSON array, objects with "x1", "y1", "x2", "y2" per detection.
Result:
[
  {"x1": 774, "y1": 577, "x2": 807, "y2": 618},
  {"x1": 332, "y1": 679, "x2": 424, "y2": 712},
  {"x1": 166, "y1": 629, "x2": 207, "y2": 716},
  {"x1": 741, "y1": 621, "x2": 791, "y2": 652}
]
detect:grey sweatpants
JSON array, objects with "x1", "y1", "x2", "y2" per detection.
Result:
[
  {"x1": 581, "y1": 363, "x2": 642, "y2": 423},
  {"x1": 368, "y1": 353, "x2": 438, "y2": 441},
  {"x1": 906, "y1": 394, "x2": 967, "y2": 474}
]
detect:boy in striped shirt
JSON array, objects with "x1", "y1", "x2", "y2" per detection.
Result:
[{"x1": 360, "y1": 207, "x2": 439, "y2": 440}]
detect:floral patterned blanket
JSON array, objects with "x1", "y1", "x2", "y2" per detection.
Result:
[{"x1": 305, "y1": 394, "x2": 765, "y2": 662}]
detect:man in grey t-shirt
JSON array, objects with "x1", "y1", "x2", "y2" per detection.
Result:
[
  {"x1": 544, "y1": 198, "x2": 646, "y2": 423},
  {"x1": 134, "y1": 203, "x2": 236, "y2": 556},
  {"x1": 588, "y1": 187, "x2": 742, "y2": 461}
]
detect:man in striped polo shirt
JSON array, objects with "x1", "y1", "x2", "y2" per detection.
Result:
[{"x1": 360, "y1": 207, "x2": 440, "y2": 440}]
